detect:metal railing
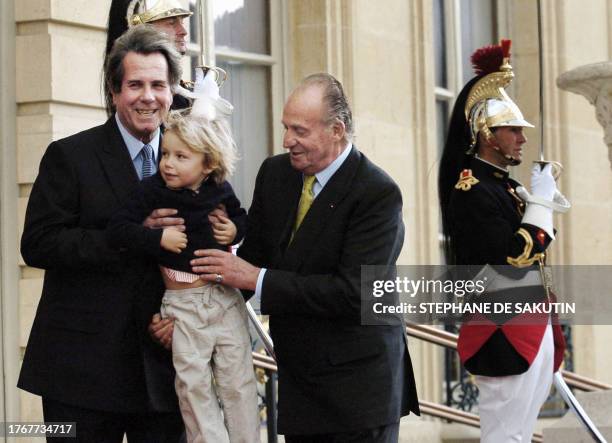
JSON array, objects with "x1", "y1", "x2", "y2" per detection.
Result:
[
  {"x1": 251, "y1": 322, "x2": 611, "y2": 443},
  {"x1": 405, "y1": 323, "x2": 612, "y2": 392},
  {"x1": 252, "y1": 351, "x2": 545, "y2": 441}
]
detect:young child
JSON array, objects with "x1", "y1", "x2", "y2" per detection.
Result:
[{"x1": 107, "y1": 102, "x2": 260, "y2": 443}]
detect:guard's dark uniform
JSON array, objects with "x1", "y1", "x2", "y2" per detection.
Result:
[
  {"x1": 171, "y1": 81, "x2": 193, "y2": 110},
  {"x1": 439, "y1": 38, "x2": 571, "y2": 443},
  {"x1": 449, "y1": 157, "x2": 566, "y2": 376}
]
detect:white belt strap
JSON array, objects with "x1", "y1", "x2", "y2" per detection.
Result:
[{"x1": 516, "y1": 186, "x2": 571, "y2": 213}]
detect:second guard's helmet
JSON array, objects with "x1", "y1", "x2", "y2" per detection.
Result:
[{"x1": 127, "y1": 0, "x2": 193, "y2": 27}]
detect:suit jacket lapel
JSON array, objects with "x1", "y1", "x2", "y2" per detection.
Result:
[
  {"x1": 284, "y1": 147, "x2": 361, "y2": 266},
  {"x1": 95, "y1": 117, "x2": 141, "y2": 205},
  {"x1": 273, "y1": 165, "x2": 303, "y2": 261}
]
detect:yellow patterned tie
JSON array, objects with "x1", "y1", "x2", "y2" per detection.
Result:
[{"x1": 293, "y1": 175, "x2": 316, "y2": 235}]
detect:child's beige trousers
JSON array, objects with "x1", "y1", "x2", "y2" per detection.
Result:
[{"x1": 161, "y1": 283, "x2": 260, "y2": 443}]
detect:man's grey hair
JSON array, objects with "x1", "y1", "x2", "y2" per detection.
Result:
[
  {"x1": 299, "y1": 73, "x2": 354, "y2": 141},
  {"x1": 104, "y1": 25, "x2": 182, "y2": 114}
]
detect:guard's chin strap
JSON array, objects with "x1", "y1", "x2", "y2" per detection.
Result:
[
  {"x1": 504, "y1": 154, "x2": 520, "y2": 166},
  {"x1": 470, "y1": 132, "x2": 522, "y2": 167},
  {"x1": 487, "y1": 129, "x2": 521, "y2": 166},
  {"x1": 492, "y1": 144, "x2": 521, "y2": 166}
]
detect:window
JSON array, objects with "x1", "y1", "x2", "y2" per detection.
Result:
[
  {"x1": 434, "y1": 0, "x2": 497, "y2": 159},
  {"x1": 186, "y1": 0, "x2": 284, "y2": 207},
  {"x1": 434, "y1": 0, "x2": 497, "y2": 261},
  {"x1": 433, "y1": 0, "x2": 497, "y2": 412}
]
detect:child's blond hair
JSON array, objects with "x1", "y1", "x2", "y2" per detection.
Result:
[{"x1": 163, "y1": 110, "x2": 237, "y2": 184}]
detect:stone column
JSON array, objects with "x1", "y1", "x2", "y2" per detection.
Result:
[
  {"x1": 16, "y1": 0, "x2": 110, "y2": 422},
  {"x1": 547, "y1": 62, "x2": 612, "y2": 441},
  {"x1": 557, "y1": 62, "x2": 612, "y2": 168}
]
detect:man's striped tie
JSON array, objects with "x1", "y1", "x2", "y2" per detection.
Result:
[{"x1": 141, "y1": 144, "x2": 154, "y2": 179}]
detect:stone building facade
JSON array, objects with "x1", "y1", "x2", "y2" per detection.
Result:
[{"x1": 1, "y1": 0, "x2": 610, "y2": 440}]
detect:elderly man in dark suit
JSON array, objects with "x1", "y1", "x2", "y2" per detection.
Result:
[
  {"x1": 19, "y1": 25, "x2": 185, "y2": 442},
  {"x1": 191, "y1": 73, "x2": 420, "y2": 442}
]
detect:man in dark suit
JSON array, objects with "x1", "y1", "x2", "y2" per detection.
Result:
[
  {"x1": 104, "y1": 0, "x2": 194, "y2": 115},
  {"x1": 191, "y1": 73, "x2": 420, "y2": 442},
  {"x1": 19, "y1": 26, "x2": 185, "y2": 442}
]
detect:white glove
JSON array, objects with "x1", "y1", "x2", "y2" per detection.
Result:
[
  {"x1": 516, "y1": 163, "x2": 556, "y2": 239},
  {"x1": 191, "y1": 68, "x2": 233, "y2": 119},
  {"x1": 191, "y1": 70, "x2": 221, "y2": 120},
  {"x1": 530, "y1": 163, "x2": 556, "y2": 200},
  {"x1": 193, "y1": 68, "x2": 220, "y2": 100}
]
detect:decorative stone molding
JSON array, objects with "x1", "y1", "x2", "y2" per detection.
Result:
[{"x1": 557, "y1": 62, "x2": 612, "y2": 167}]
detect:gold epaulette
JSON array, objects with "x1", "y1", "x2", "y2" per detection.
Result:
[
  {"x1": 507, "y1": 228, "x2": 545, "y2": 268},
  {"x1": 454, "y1": 169, "x2": 479, "y2": 191}
]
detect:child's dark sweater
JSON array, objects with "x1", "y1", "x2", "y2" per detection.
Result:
[{"x1": 107, "y1": 172, "x2": 246, "y2": 273}]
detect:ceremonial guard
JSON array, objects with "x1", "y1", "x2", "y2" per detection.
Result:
[{"x1": 438, "y1": 40, "x2": 569, "y2": 442}]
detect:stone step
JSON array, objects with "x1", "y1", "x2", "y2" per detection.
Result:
[{"x1": 543, "y1": 390, "x2": 612, "y2": 442}]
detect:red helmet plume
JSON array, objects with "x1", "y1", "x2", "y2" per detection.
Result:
[{"x1": 471, "y1": 39, "x2": 512, "y2": 76}]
